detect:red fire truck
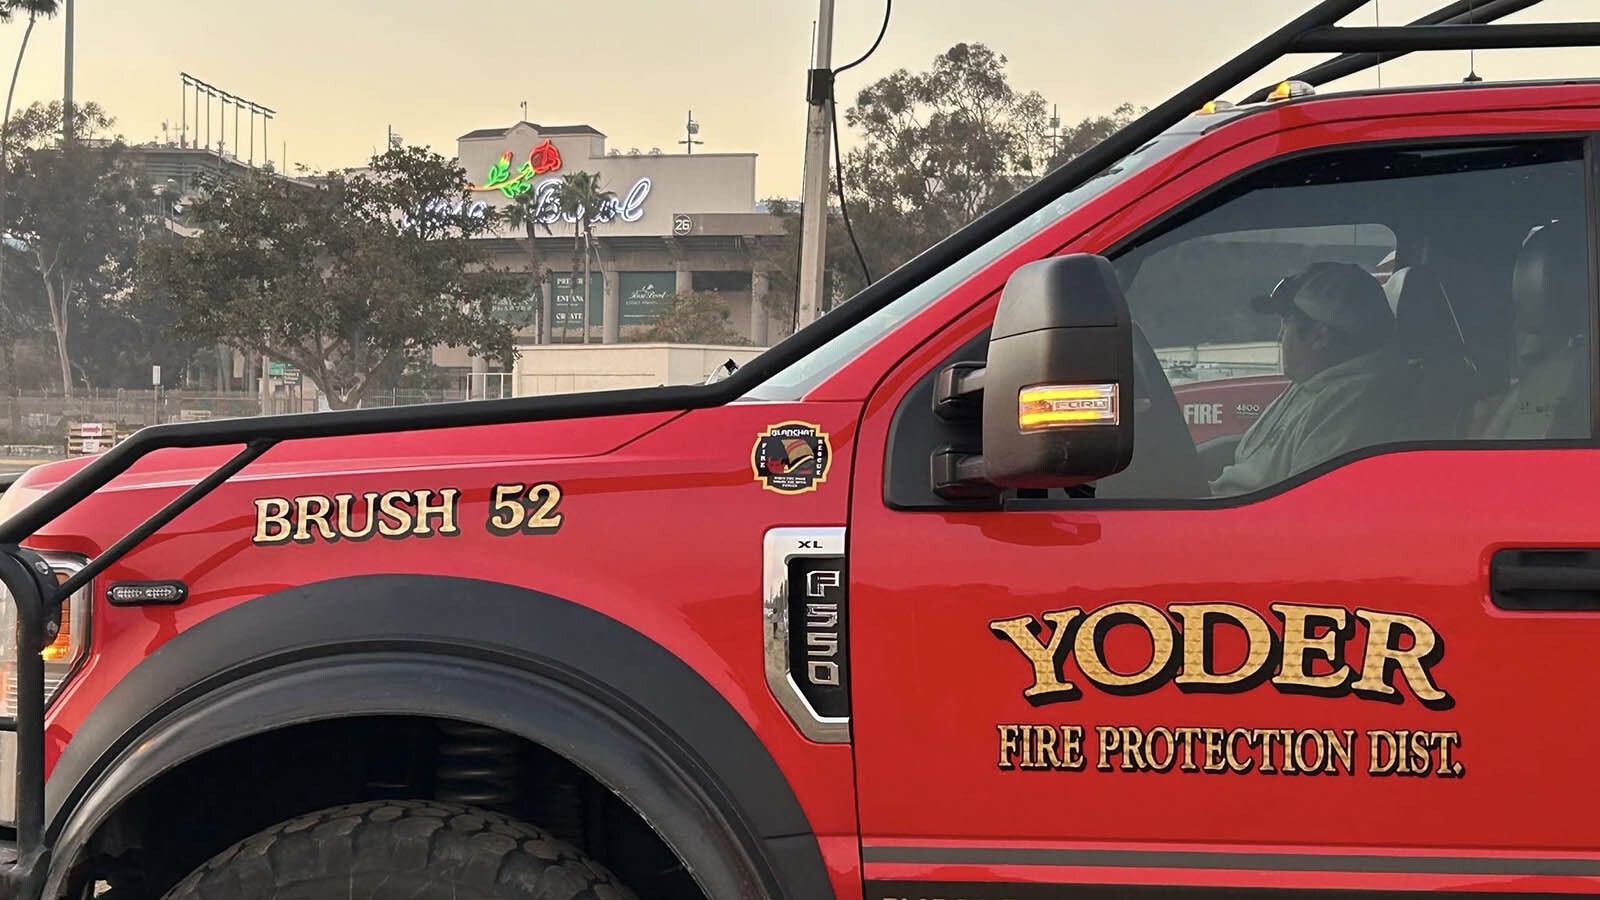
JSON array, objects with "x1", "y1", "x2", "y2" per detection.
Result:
[{"x1": 4, "y1": 2, "x2": 1600, "y2": 898}]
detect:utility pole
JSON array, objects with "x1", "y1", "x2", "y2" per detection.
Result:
[
  {"x1": 259, "y1": 354, "x2": 271, "y2": 416},
  {"x1": 62, "y1": 0, "x2": 73, "y2": 143},
  {"x1": 582, "y1": 229, "x2": 592, "y2": 344},
  {"x1": 795, "y1": 0, "x2": 835, "y2": 329},
  {"x1": 1043, "y1": 104, "x2": 1062, "y2": 160}
]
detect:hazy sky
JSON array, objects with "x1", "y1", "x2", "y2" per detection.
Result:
[{"x1": 7, "y1": 1, "x2": 1600, "y2": 199}]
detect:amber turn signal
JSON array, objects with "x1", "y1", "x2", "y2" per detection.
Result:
[
  {"x1": 39, "y1": 570, "x2": 72, "y2": 662},
  {"x1": 1017, "y1": 383, "x2": 1120, "y2": 431}
]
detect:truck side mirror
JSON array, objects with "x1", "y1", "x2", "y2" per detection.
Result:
[{"x1": 932, "y1": 254, "x2": 1136, "y2": 496}]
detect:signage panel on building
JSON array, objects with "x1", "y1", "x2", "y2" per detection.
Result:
[
  {"x1": 549, "y1": 271, "x2": 603, "y2": 337},
  {"x1": 619, "y1": 272, "x2": 675, "y2": 327},
  {"x1": 491, "y1": 295, "x2": 537, "y2": 328}
]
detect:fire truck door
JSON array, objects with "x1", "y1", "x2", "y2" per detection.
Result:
[{"x1": 851, "y1": 132, "x2": 1600, "y2": 896}]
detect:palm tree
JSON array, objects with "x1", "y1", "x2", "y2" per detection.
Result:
[
  {"x1": 555, "y1": 171, "x2": 615, "y2": 342},
  {"x1": 0, "y1": 0, "x2": 59, "y2": 356},
  {"x1": 1, "y1": 0, "x2": 62, "y2": 196},
  {"x1": 502, "y1": 191, "x2": 555, "y2": 343}
]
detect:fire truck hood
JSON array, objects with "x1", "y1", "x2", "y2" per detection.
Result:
[{"x1": 2, "y1": 409, "x2": 680, "y2": 514}]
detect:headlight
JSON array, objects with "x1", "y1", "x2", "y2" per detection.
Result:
[
  {"x1": 0, "y1": 553, "x2": 90, "y2": 826},
  {"x1": 0, "y1": 474, "x2": 49, "y2": 533}
]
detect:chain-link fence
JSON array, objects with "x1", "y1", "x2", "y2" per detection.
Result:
[
  {"x1": 3, "y1": 373, "x2": 517, "y2": 450},
  {"x1": 357, "y1": 374, "x2": 513, "y2": 408},
  {"x1": 2, "y1": 390, "x2": 261, "y2": 449}
]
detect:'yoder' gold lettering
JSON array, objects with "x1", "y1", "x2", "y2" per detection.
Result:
[
  {"x1": 1170, "y1": 602, "x2": 1275, "y2": 689},
  {"x1": 990, "y1": 610, "x2": 1083, "y2": 704},
  {"x1": 1351, "y1": 609, "x2": 1452, "y2": 708},
  {"x1": 1074, "y1": 602, "x2": 1175, "y2": 692},
  {"x1": 988, "y1": 602, "x2": 1453, "y2": 708},
  {"x1": 1271, "y1": 603, "x2": 1352, "y2": 692}
]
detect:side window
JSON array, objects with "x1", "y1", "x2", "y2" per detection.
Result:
[
  {"x1": 1135, "y1": 224, "x2": 1395, "y2": 430},
  {"x1": 1099, "y1": 139, "x2": 1592, "y2": 501}
]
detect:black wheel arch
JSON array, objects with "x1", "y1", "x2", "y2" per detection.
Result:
[{"x1": 40, "y1": 574, "x2": 833, "y2": 900}]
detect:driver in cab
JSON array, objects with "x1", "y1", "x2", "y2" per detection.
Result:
[{"x1": 1210, "y1": 261, "x2": 1407, "y2": 497}]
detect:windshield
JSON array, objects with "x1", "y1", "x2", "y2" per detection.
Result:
[{"x1": 739, "y1": 135, "x2": 1190, "y2": 401}]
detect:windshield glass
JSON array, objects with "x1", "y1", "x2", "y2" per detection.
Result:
[{"x1": 739, "y1": 135, "x2": 1189, "y2": 401}]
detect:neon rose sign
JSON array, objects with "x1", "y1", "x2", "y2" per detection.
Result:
[
  {"x1": 474, "y1": 139, "x2": 564, "y2": 198},
  {"x1": 465, "y1": 138, "x2": 652, "y2": 225}
]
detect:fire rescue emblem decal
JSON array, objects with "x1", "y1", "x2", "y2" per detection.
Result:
[{"x1": 752, "y1": 422, "x2": 831, "y2": 494}]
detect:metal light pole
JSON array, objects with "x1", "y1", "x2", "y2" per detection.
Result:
[
  {"x1": 259, "y1": 354, "x2": 271, "y2": 415},
  {"x1": 795, "y1": 0, "x2": 835, "y2": 329},
  {"x1": 582, "y1": 229, "x2": 592, "y2": 345},
  {"x1": 678, "y1": 110, "x2": 702, "y2": 155},
  {"x1": 62, "y1": 0, "x2": 72, "y2": 143}
]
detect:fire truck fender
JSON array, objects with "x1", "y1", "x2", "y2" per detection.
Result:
[{"x1": 42, "y1": 574, "x2": 830, "y2": 900}]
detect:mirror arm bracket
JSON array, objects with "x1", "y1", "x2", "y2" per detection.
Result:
[
  {"x1": 934, "y1": 362, "x2": 986, "y2": 421},
  {"x1": 931, "y1": 446, "x2": 1001, "y2": 502}
]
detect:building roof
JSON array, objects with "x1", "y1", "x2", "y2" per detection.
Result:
[{"x1": 458, "y1": 122, "x2": 607, "y2": 140}]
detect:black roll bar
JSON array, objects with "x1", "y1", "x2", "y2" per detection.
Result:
[
  {"x1": 1242, "y1": 0, "x2": 1546, "y2": 103},
  {"x1": 1297, "y1": 22, "x2": 1600, "y2": 53}
]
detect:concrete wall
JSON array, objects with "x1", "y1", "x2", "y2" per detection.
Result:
[
  {"x1": 1155, "y1": 341, "x2": 1282, "y2": 384},
  {"x1": 511, "y1": 343, "x2": 768, "y2": 397}
]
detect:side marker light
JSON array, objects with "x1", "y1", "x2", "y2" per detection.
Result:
[{"x1": 1018, "y1": 383, "x2": 1121, "y2": 431}]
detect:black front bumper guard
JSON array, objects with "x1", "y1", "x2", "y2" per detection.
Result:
[{"x1": 0, "y1": 546, "x2": 70, "y2": 899}]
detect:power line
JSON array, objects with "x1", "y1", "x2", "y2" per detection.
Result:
[{"x1": 826, "y1": 0, "x2": 892, "y2": 289}]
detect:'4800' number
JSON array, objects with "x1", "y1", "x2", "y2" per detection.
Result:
[{"x1": 487, "y1": 482, "x2": 564, "y2": 535}]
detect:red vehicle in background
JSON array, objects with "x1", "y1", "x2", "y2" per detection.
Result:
[
  {"x1": 1174, "y1": 374, "x2": 1290, "y2": 443},
  {"x1": 2, "y1": 3, "x2": 1599, "y2": 899}
]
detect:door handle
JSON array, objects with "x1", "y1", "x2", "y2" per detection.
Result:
[{"x1": 1491, "y1": 549, "x2": 1600, "y2": 610}]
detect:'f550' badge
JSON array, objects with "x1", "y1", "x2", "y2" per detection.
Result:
[{"x1": 753, "y1": 421, "x2": 831, "y2": 494}]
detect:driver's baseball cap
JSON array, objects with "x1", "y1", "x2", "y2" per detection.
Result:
[{"x1": 1251, "y1": 261, "x2": 1395, "y2": 345}]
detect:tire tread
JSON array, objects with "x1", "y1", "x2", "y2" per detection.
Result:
[{"x1": 160, "y1": 800, "x2": 639, "y2": 900}]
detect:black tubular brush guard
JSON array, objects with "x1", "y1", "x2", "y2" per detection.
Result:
[{"x1": 1, "y1": 0, "x2": 1597, "y2": 894}]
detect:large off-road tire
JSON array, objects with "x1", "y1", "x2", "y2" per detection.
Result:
[{"x1": 159, "y1": 799, "x2": 640, "y2": 900}]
